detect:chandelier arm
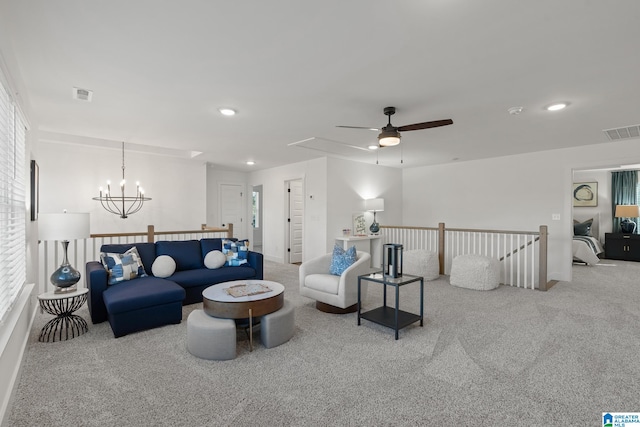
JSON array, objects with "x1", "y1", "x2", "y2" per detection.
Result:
[
  {"x1": 100, "y1": 196, "x2": 123, "y2": 216},
  {"x1": 125, "y1": 193, "x2": 143, "y2": 216},
  {"x1": 105, "y1": 195, "x2": 125, "y2": 217}
]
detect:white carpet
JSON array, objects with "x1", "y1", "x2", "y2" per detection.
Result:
[{"x1": 8, "y1": 259, "x2": 640, "y2": 426}]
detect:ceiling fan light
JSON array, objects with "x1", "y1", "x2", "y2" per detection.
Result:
[{"x1": 378, "y1": 128, "x2": 401, "y2": 146}]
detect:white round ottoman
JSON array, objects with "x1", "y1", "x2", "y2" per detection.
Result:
[
  {"x1": 260, "y1": 300, "x2": 295, "y2": 349},
  {"x1": 450, "y1": 254, "x2": 500, "y2": 290},
  {"x1": 187, "y1": 309, "x2": 236, "y2": 360},
  {"x1": 403, "y1": 250, "x2": 440, "y2": 281}
]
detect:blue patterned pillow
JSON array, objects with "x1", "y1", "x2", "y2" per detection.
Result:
[
  {"x1": 100, "y1": 246, "x2": 148, "y2": 285},
  {"x1": 330, "y1": 244, "x2": 357, "y2": 275},
  {"x1": 222, "y1": 239, "x2": 250, "y2": 266}
]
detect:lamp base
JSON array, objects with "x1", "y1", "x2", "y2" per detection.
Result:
[
  {"x1": 50, "y1": 263, "x2": 81, "y2": 290},
  {"x1": 621, "y1": 219, "x2": 637, "y2": 234},
  {"x1": 369, "y1": 221, "x2": 380, "y2": 234}
]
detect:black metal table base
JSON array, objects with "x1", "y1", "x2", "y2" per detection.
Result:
[
  {"x1": 38, "y1": 291, "x2": 88, "y2": 342},
  {"x1": 39, "y1": 314, "x2": 88, "y2": 342}
]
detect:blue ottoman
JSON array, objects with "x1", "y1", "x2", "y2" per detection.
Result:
[{"x1": 102, "y1": 277, "x2": 185, "y2": 337}]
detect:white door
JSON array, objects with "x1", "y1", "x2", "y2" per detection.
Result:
[
  {"x1": 219, "y1": 183, "x2": 244, "y2": 236},
  {"x1": 287, "y1": 179, "x2": 304, "y2": 263},
  {"x1": 252, "y1": 185, "x2": 263, "y2": 248}
]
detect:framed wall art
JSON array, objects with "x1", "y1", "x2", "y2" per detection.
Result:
[
  {"x1": 30, "y1": 160, "x2": 39, "y2": 220},
  {"x1": 573, "y1": 182, "x2": 597, "y2": 207}
]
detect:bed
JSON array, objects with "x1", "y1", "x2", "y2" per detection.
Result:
[{"x1": 573, "y1": 214, "x2": 604, "y2": 265}]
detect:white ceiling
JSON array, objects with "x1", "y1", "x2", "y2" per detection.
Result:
[{"x1": 3, "y1": 1, "x2": 640, "y2": 171}]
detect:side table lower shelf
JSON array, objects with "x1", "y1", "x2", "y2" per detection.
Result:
[{"x1": 359, "y1": 306, "x2": 422, "y2": 331}]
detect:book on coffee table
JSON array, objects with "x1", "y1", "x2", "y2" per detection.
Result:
[{"x1": 224, "y1": 283, "x2": 273, "y2": 298}]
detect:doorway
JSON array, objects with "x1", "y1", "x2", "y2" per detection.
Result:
[
  {"x1": 252, "y1": 185, "x2": 263, "y2": 252},
  {"x1": 285, "y1": 179, "x2": 304, "y2": 263},
  {"x1": 219, "y1": 183, "x2": 244, "y2": 235}
]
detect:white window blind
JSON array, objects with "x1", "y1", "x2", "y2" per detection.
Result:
[{"x1": 0, "y1": 78, "x2": 26, "y2": 323}]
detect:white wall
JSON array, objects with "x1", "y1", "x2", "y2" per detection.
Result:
[
  {"x1": 325, "y1": 157, "x2": 402, "y2": 250},
  {"x1": 403, "y1": 138, "x2": 640, "y2": 282},
  {"x1": 37, "y1": 142, "x2": 207, "y2": 234},
  {"x1": 248, "y1": 157, "x2": 328, "y2": 263}
]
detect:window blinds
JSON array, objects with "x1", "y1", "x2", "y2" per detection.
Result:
[{"x1": 0, "y1": 79, "x2": 26, "y2": 323}]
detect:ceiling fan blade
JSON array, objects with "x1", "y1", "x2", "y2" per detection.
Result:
[
  {"x1": 336, "y1": 125, "x2": 380, "y2": 131},
  {"x1": 398, "y1": 119, "x2": 453, "y2": 132}
]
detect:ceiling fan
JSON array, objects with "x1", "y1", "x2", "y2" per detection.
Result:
[{"x1": 337, "y1": 106, "x2": 453, "y2": 147}]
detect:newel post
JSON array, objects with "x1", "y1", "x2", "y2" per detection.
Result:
[
  {"x1": 228, "y1": 223, "x2": 234, "y2": 238},
  {"x1": 538, "y1": 225, "x2": 548, "y2": 291},
  {"x1": 438, "y1": 222, "x2": 446, "y2": 274},
  {"x1": 147, "y1": 225, "x2": 155, "y2": 243}
]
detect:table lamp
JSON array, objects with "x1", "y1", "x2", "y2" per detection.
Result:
[
  {"x1": 39, "y1": 212, "x2": 90, "y2": 292},
  {"x1": 365, "y1": 198, "x2": 384, "y2": 234},
  {"x1": 615, "y1": 205, "x2": 639, "y2": 234}
]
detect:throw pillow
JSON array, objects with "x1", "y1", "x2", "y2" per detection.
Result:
[
  {"x1": 573, "y1": 218, "x2": 593, "y2": 236},
  {"x1": 330, "y1": 244, "x2": 357, "y2": 275},
  {"x1": 204, "y1": 250, "x2": 226, "y2": 269},
  {"x1": 222, "y1": 238, "x2": 250, "y2": 266},
  {"x1": 100, "y1": 246, "x2": 148, "y2": 285},
  {"x1": 151, "y1": 255, "x2": 176, "y2": 278}
]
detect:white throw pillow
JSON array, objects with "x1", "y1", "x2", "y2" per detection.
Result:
[
  {"x1": 151, "y1": 255, "x2": 176, "y2": 278},
  {"x1": 204, "y1": 250, "x2": 226, "y2": 269}
]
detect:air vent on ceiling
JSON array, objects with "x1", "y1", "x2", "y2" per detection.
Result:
[
  {"x1": 73, "y1": 87, "x2": 93, "y2": 102},
  {"x1": 603, "y1": 124, "x2": 640, "y2": 141}
]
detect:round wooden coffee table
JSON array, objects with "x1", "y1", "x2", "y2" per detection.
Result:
[{"x1": 202, "y1": 280, "x2": 284, "y2": 350}]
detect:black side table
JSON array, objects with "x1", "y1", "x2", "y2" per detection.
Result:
[
  {"x1": 37, "y1": 288, "x2": 89, "y2": 342},
  {"x1": 357, "y1": 272, "x2": 424, "y2": 340}
]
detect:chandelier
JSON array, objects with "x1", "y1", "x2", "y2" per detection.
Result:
[{"x1": 93, "y1": 142, "x2": 151, "y2": 218}]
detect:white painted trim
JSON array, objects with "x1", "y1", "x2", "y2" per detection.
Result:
[{"x1": 0, "y1": 283, "x2": 35, "y2": 427}]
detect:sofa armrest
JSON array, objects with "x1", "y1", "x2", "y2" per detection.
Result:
[
  {"x1": 247, "y1": 251, "x2": 264, "y2": 280},
  {"x1": 86, "y1": 261, "x2": 109, "y2": 324}
]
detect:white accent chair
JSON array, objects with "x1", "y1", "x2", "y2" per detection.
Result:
[{"x1": 299, "y1": 251, "x2": 371, "y2": 313}]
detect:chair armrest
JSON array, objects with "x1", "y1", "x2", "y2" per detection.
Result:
[
  {"x1": 86, "y1": 261, "x2": 108, "y2": 324},
  {"x1": 247, "y1": 251, "x2": 264, "y2": 280},
  {"x1": 339, "y1": 251, "x2": 372, "y2": 302}
]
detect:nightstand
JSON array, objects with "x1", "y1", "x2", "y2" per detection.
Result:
[{"x1": 605, "y1": 233, "x2": 640, "y2": 261}]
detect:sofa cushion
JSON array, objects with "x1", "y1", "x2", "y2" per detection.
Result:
[
  {"x1": 152, "y1": 255, "x2": 177, "y2": 278},
  {"x1": 168, "y1": 266, "x2": 257, "y2": 288},
  {"x1": 222, "y1": 239, "x2": 250, "y2": 266},
  {"x1": 204, "y1": 250, "x2": 226, "y2": 269},
  {"x1": 102, "y1": 277, "x2": 185, "y2": 315},
  {"x1": 156, "y1": 240, "x2": 204, "y2": 271},
  {"x1": 201, "y1": 238, "x2": 224, "y2": 259},
  {"x1": 101, "y1": 243, "x2": 156, "y2": 275},
  {"x1": 100, "y1": 247, "x2": 148, "y2": 285}
]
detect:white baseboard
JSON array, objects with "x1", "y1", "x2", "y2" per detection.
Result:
[{"x1": 0, "y1": 283, "x2": 35, "y2": 427}]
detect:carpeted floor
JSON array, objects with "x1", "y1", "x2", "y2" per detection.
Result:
[{"x1": 7, "y1": 259, "x2": 640, "y2": 426}]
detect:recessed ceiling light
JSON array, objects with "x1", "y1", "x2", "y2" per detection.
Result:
[
  {"x1": 246, "y1": 161, "x2": 255, "y2": 165},
  {"x1": 546, "y1": 103, "x2": 567, "y2": 111},
  {"x1": 219, "y1": 108, "x2": 237, "y2": 116},
  {"x1": 368, "y1": 145, "x2": 379, "y2": 150},
  {"x1": 508, "y1": 106, "x2": 523, "y2": 115}
]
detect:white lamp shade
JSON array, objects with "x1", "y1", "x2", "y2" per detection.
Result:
[
  {"x1": 615, "y1": 205, "x2": 640, "y2": 218},
  {"x1": 365, "y1": 198, "x2": 385, "y2": 212},
  {"x1": 39, "y1": 213, "x2": 90, "y2": 241}
]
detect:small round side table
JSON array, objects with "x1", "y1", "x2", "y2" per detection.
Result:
[{"x1": 37, "y1": 288, "x2": 89, "y2": 342}]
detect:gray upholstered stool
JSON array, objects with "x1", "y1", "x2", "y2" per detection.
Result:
[
  {"x1": 450, "y1": 254, "x2": 500, "y2": 290},
  {"x1": 403, "y1": 250, "x2": 440, "y2": 281},
  {"x1": 187, "y1": 309, "x2": 236, "y2": 360},
  {"x1": 260, "y1": 300, "x2": 295, "y2": 349}
]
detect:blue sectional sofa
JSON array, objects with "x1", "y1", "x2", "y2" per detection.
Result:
[{"x1": 86, "y1": 238, "x2": 263, "y2": 337}]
